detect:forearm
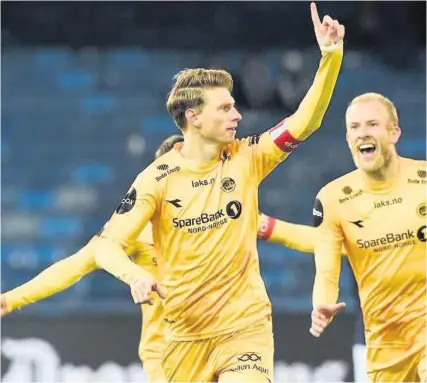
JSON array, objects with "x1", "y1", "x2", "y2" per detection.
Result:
[
  {"x1": 94, "y1": 237, "x2": 149, "y2": 285},
  {"x1": 285, "y1": 44, "x2": 343, "y2": 141},
  {"x1": 312, "y1": 270, "x2": 340, "y2": 307},
  {"x1": 312, "y1": 247, "x2": 341, "y2": 306},
  {"x1": 4, "y1": 253, "x2": 96, "y2": 312},
  {"x1": 258, "y1": 214, "x2": 316, "y2": 254}
]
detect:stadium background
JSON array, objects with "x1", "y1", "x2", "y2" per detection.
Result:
[{"x1": 1, "y1": 2, "x2": 425, "y2": 381}]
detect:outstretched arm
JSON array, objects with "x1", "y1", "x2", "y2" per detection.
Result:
[{"x1": 1, "y1": 241, "x2": 97, "y2": 316}]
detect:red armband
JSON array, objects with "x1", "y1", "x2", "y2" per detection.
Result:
[
  {"x1": 258, "y1": 214, "x2": 276, "y2": 240},
  {"x1": 269, "y1": 120, "x2": 302, "y2": 153}
]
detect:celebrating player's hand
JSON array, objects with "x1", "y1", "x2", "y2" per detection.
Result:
[
  {"x1": 310, "y1": 2, "x2": 345, "y2": 49},
  {"x1": 130, "y1": 273, "x2": 167, "y2": 305},
  {"x1": 309, "y1": 302, "x2": 346, "y2": 337},
  {"x1": 0, "y1": 295, "x2": 10, "y2": 317}
]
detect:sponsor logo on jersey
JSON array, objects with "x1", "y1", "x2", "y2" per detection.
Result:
[
  {"x1": 166, "y1": 199, "x2": 182, "y2": 208},
  {"x1": 408, "y1": 170, "x2": 427, "y2": 184},
  {"x1": 155, "y1": 165, "x2": 180, "y2": 182},
  {"x1": 172, "y1": 201, "x2": 242, "y2": 233},
  {"x1": 313, "y1": 198, "x2": 323, "y2": 227},
  {"x1": 115, "y1": 187, "x2": 137, "y2": 214},
  {"x1": 417, "y1": 225, "x2": 426, "y2": 242},
  {"x1": 223, "y1": 352, "x2": 269, "y2": 377},
  {"x1": 357, "y1": 229, "x2": 417, "y2": 252},
  {"x1": 374, "y1": 197, "x2": 403, "y2": 209},
  {"x1": 192, "y1": 177, "x2": 215, "y2": 188},
  {"x1": 157, "y1": 164, "x2": 169, "y2": 171},
  {"x1": 342, "y1": 186, "x2": 353, "y2": 195},
  {"x1": 338, "y1": 189, "x2": 363, "y2": 204}
]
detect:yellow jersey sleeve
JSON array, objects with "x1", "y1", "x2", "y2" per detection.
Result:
[
  {"x1": 257, "y1": 212, "x2": 348, "y2": 256},
  {"x1": 95, "y1": 168, "x2": 162, "y2": 285},
  {"x1": 132, "y1": 235, "x2": 165, "y2": 362},
  {"x1": 312, "y1": 186, "x2": 343, "y2": 306},
  {"x1": 3, "y1": 240, "x2": 97, "y2": 312},
  {"x1": 241, "y1": 45, "x2": 343, "y2": 182},
  {"x1": 258, "y1": 213, "x2": 316, "y2": 254}
]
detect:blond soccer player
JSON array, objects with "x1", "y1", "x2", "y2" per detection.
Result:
[
  {"x1": 310, "y1": 93, "x2": 426, "y2": 382},
  {"x1": 94, "y1": 4, "x2": 345, "y2": 382},
  {"x1": 0, "y1": 135, "x2": 185, "y2": 382}
]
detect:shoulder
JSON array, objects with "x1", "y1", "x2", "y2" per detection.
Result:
[
  {"x1": 317, "y1": 169, "x2": 360, "y2": 202},
  {"x1": 134, "y1": 151, "x2": 181, "y2": 187}
]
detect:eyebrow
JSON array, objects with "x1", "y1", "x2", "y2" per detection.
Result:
[
  {"x1": 217, "y1": 101, "x2": 235, "y2": 109},
  {"x1": 350, "y1": 119, "x2": 379, "y2": 125}
]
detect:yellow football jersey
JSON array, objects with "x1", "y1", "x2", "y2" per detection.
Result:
[
  {"x1": 313, "y1": 157, "x2": 426, "y2": 370},
  {"x1": 97, "y1": 45, "x2": 343, "y2": 341}
]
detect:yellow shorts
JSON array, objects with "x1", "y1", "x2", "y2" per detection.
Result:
[
  {"x1": 367, "y1": 346, "x2": 426, "y2": 382},
  {"x1": 143, "y1": 358, "x2": 167, "y2": 382},
  {"x1": 162, "y1": 316, "x2": 274, "y2": 382}
]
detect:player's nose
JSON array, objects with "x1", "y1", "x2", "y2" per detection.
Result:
[{"x1": 233, "y1": 109, "x2": 242, "y2": 122}]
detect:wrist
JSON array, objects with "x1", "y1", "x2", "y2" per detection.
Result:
[{"x1": 258, "y1": 214, "x2": 276, "y2": 240}]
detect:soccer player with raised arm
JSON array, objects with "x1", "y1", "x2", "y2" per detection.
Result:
[
  {"x1": 94, "y1": 3, "x2": 345, "y2": 381},
  {"x1": 0, "y1": 135, "x2": 184, "y2": 383},
  {"x1": 310, "y1": 93, "x2": 426, "y2": 382}
]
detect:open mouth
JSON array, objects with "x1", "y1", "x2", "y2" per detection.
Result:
[{"x1": 358, "y1": 144, "x2": 376, "y2": 157}]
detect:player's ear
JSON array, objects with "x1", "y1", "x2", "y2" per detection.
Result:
[
  {"x1": 389, "y1": 125, "x2": 401, "y2": 145},
  {"x1": 185, "y1": 108, "x2": 202, "y2": 129},
  {"x1": 345, "y1": 132, "x2": 351, "y2": 149}
]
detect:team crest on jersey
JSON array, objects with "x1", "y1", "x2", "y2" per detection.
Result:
[
  {"x1": 221, "y1": 177, "x2": 236, "y2": 193},
  {"x1": 417, "y1": 203, "x2": 426, "y2": 217}
]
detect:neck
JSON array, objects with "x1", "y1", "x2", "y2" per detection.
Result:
[
  {"x1": 362, "y1": 151, "x2": 401, "y2": 190},
  {"x1": 181, "y1": 129, "x2": 223, "y2": 163}
]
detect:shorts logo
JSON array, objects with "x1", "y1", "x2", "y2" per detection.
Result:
[
  {"x1": 342, "y1": 186, "x2": 352, "y2": 195},
  {"x1": 221, "y1": 177, "x2": 236, "y2": 193},
  {"x1": 417, "y1": 203, "x2": 426, "y2": 217},
  {"x1": 157, "y1": 164, "x2": 169, "y2": 171},
  {"x1": 313, "y1": 198, "x2": 323, "y2": 227},
  {"x1": 116, "y1": 188, "x2": 137, "y2": 214},
  {"x1": 238, "y1": 353, "x2": 261, "y2": 362},
  {"x1": 226, "y1": 200, "x2": 242, "y2": 219},
  {"x1": 417, "y1": 226, "x2": 426, "y2": 242}
]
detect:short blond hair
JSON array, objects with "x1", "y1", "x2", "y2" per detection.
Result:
[
  {"x1": 155, "y1": 135, "x2": 184, "y2": 159},
  {"x1": 348, "y1": 92, "x2": 399, "y2": 126},
  {"x1": 166, "y1": 68, "x2": 233, "y2": 130}
]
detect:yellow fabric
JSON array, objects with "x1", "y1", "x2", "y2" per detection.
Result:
[
  {"x1": 4, "y1": 224, "x2": 166, "y2": 366},
  {"x1": 161, "y1": 316, "x2": 273, "y2": 382},
  {"x1": 96, "y1": 47, "x2": 343, "y2": 341},
  {"x1": 313, "y1": 157, "x2": 426, "y2": 373}
]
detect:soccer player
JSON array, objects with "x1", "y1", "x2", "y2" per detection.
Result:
[
  {"x1": 0, "y1": 134, "x2": 185, "y2": 382},
  {"x1": 309, "y1": 92, "x2": 426, "y2": 382},
  {"x1": 257, "y1": 213, "x2": 369, "y2": 382},
  {"x1": 94, "y1": 3, "x2": 345, "y2": 381}
]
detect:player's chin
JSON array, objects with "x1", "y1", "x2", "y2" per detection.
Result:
[{"x1": 357, "y1": 157, "x2": 383, "y2": 173}]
